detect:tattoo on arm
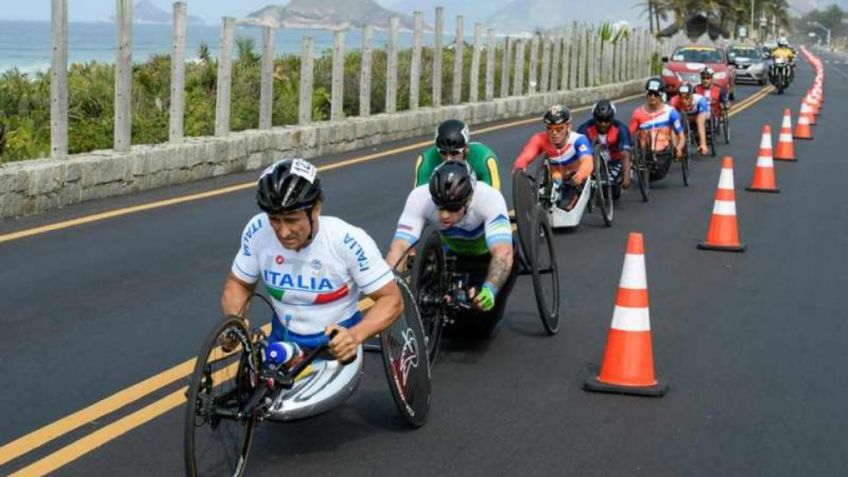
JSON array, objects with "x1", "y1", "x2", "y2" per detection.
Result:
[{"x1": 485, "y1": 250, "x2": 512, "y2": 290}]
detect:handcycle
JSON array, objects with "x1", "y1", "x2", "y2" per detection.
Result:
[
  {"x1": 184, "y1": 273, "x2": 431, "y2": 477},
  {"x1": 585, "y1": 140, "x2": 615, "y2": 227},
  {"x1": 709, "y1": 100, "x2": 731, "y2": 145},
  {"x1": 630, "y1": 128, "x2": 688, "y2": 202},
  {"x1": 521, "y1": 156, "x2": 612, "y2": 229},
  {"x1": 407, "y1": 182, "x2": 561, "y2": 364}
]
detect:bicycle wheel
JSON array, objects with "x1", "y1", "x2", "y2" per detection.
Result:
[
  {"x1": 682, "y1": 142, "x2": 691, "y2": 187},
  {"x1": 381, "y1": 274, "x2": 432, "y2": 427},
  {"x1": 595, "y1": 155, "x2": 613, "y2": 226},
  {"x1": 708, "y1": 118, "x2": 717, "y2": 157},
  {"x1": 722, "y1": 108, "x2": 731, "y2": 144},
  {"x1": 529, "y1": 206, "x2": 560, "y2": 335},
  {"x1": 185, "y1": 317, "x2": 259, "y2": 477},
  {"x1": 633, "y1": 142, "x2": 650, "y2": 202},
  {"x1": 410, "y1": 229, "x2": 446, "y2": 365}
]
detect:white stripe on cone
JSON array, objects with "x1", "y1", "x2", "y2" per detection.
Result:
[
  {"x1": 781, "y1": 114, "x2": 792, "y2": 129},
  {"x1": 718, "y1": 167, "x2": 735, "y2": 189},
  {"x1": 713, "y1": 200, "x2": 737, "y2": 216},
  {"x1": 611, "y1": 306, "x2": 651, "y2": 332},
  {"x1": 760, "y1": 131, "x2": 772, "y2": 150},
  {"x1": 779, "y1": 133, "x2": 793, "y2": 142},
  {"x1": 619, "y1": 254, "x2": 648, "y2": 289},
  {"x1": 756, "y1": 155, "x2": 774, "y2": 168}
]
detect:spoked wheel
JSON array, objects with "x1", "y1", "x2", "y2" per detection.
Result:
[
  {"x1": 592, "y1": 150, "x2": 613, "y2": 226},
  {"x1": 722, "y1": 108, "x2": 731, "y2": 144},
  {"x1": 512, "y1": 169, "x2": 540, "y2": 263},
  {"x1": 633, "y1": 142, "x2": 650, "y2": 202},
  {"x1": 708, "y1": 117, "x2": 717, "y2": 157},
  {"x1": 682, "y1": 142, "x2": 691, "y2": 187},
  {"x1": 528, "y1": 206, "x2": 560, "y2": 335},
  {"x1": 410, "y1": 229, "x2": 446, "y2": 366},
  {"x1": 381, "y1": 274, "x2": 432, "y2": 427},
  {"x1": 185, "y1": 317, "x2": 259, "y2": 477}
]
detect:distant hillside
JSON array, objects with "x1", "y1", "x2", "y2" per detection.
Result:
[
  {"x1": 107, "y1": 0, "x2": 205, "y2": 25},
  {"x1": 242, "y1": 0, "x2": 416, "y2": 30},
  {"x1": 388, "y1": 0, "x2": 513, "y2": 27},
  {"x1": 487, "y1": 0, "x2": 644, "y2": 33}
]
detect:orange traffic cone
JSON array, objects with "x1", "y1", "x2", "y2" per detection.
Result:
[
  {"x1": 584, "y1": 232, "x2": 667, "y2": 397},
  {"x1": 775, "y1": 109, "x2": 796, "y2": 161},
  {"x1": 794, "y1": 108, "x2": 813, "y2": 140},
  {"x1": 746, "y1": 126, "x2": 780, "y2": 193},
  {"x1": 698, "y1": 157, "x2": 746, "y2": 252},
  {"x1": 801, "y1": 100, "x2": 816, "y2": 125}
]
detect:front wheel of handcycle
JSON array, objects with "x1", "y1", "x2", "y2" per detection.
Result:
[
  {"x1": 633, "y1": 143, "x2": 650, "y2": 202},
  {"x1": 681, "y1": 145, "x2": 691, "y2": 187},
  {"x1": 381, "y1": 273, "x2": 432, "y2": 428},
  {"x1": 722, "y1": 108, "x2": 731, "y2": 144},
  {"x1": 593, "y1": 154, "x2": 614, "y2": 227},
  {"x1": 410, "y1": 229, "x2": 446, "y2": 366},
  {"x1": 529, "y1": 206, "x2": 560, "y2": 335},
  {"x1": 184, "y1": 316, "x2": 259, "y2": 477}
]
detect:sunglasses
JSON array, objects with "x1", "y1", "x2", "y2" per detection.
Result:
[
  {"x1": 647, "y1": 91, "x2": 662, "y2": 97},
  {"x1": 546, "y1": 124, "x2": 568, "y2": 133},
  {"x1": 438, "y1": 149, "x2": 464, "y2": 157},
  {"x1": 437, "y1": 202, "x2": 466, "y2": 213}
]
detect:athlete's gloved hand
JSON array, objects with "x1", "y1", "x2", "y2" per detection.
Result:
[{"x1": 472, "y1": 282, "x2": 498, "y2": 312}]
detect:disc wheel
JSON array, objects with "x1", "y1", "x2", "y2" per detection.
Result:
[
  {"x1": 184, "y1": 317, "x2": 258, "y2": 477},
  {"x1": 633, "y1": 142, "x2": 650, "y2": 202},
  {"x1": 512, "y1": 169, "x2": 539, "y2": 264},
  {"x1": 593, "y1": 149, "x2": 613, "y2": 226},
  {"x1": 410, "y1": 229, "x2": 446, "y2": 366},
  {"x1": 528, "y1": 206, "x2": 560, "y2": 335},
  {"x1": 381, "y1": 274, "x2": 432, "y2": 427}
]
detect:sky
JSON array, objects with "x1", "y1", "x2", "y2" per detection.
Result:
[{"x1": 0, "y1": 0, "x2": 397, "y2": 23}]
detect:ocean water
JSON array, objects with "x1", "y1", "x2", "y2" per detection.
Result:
[{"x1": 0, "y1": 20, "x2": 426, "y2": 74}]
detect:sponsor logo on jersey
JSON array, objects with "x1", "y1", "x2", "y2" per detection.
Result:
[
  {"x1": 310, "y1": 259, "x2": 322, "y2": 270},
  {"x1": 343, "y1": 233, "x2": 370, "y2": 272},
  {"x1": 241, "y1": 217, "x2": 263, "y2": 257},
  {"x1": 276, "y1": 255, "x2": 284, "y2": 265}
]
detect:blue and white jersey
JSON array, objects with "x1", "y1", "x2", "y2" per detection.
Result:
[
  {"x1": 232, "y1": 215, "x2": 393, "y2": 335},
  {"x1": 394, "y1": 182, "x2": 513, "y2": 255}
]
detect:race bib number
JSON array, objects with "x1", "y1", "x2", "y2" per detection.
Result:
[{"x1": 291, "y1": 159, "x2": 318, "y2": 183}]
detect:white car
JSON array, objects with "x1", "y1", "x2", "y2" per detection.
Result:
[{"x1": 727, "y1": 45, "x2": 768, "y2": 85}]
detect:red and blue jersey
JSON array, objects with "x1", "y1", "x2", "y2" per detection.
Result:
[
  {"x1": 513, "y1": 131, "x2": 593, "y2": 170},
  {"x1": 694, "y1": 84, "x2": 727, "y2": 113},
  {"x1": 670, "y1": 93, "x2": 710, "y2": 118},
  {"x1": 629, "y1": 104, "x2": 684, "y2": 152},
  {"x1": 576, "y1": 119, "x2": 632, "y2": 162}
]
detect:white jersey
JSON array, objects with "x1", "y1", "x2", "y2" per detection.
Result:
[
  {"x1": 232, "y1": 214, "x2": 394, "y2": 335},
  {"x1": 393, "y1": 182, "x2": 513, "y2": 256}
]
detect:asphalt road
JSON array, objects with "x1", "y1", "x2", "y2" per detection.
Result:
[{"x1": 1, "y1": 53, "x2": 846, "y2": 476}]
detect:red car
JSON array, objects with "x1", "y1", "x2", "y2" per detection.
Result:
[{"x1": 661, "y1": 45, "x2": 736, "y2": 100}]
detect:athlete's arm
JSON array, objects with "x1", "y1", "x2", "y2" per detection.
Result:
[
  {"x1": 513, "y1": 134, "x2": 544, "y2": 171},
  {"x1": 221, "y1": 273, "x2": 257, "y2": 317},
  {"x1": 386, "y1": 188, "x2": 428, "y2": 270},
  {"x1": 572, "y1": 135, "x2": 594, "y2": 184},
  {"x1": 470, "y1": 192, "x2": 514, "y2": 311},
  {"x1": 328, "y1": 280, "x2": 402, "y2": 363},
  {"x1": 670, "y1": 108, "x2": 686, "y2": 156},
  {"x1": 484, "y1": 156, "x2": 501, "y2": 191}
]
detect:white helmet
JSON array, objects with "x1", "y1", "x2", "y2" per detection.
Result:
[{"x1": 777, "y1": 38, "x2": 788, "y2": 47}]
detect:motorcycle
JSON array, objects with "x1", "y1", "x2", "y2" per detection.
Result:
[{"x1": 772, "y1": 57, "x2": 790, "y2": 94}]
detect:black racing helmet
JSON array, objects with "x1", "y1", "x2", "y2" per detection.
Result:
[
  {"x1": 435, "y1": 119, "x2": 471, "y2": 152},
  {"x1": 700, "y1": 67, "x2": 714, "y2": 78},
  {"x1": 645, "y1": 77, "x2": 665, "y2": 94},
  {"x1": 256, "y1": 159, "x2": 323, "y2": 214},
  {"x1": 678, "y1": 81, "x2": 694, "y2": 95},
  {"x1": 543, "y1": 104, "x2": 572, "y2": 125},
  {"x1": 592, "y1": 99, "x2": 617, "y2": 122},
  {"x1": 429, "y1": 160, "x2": 476, "y2": 210}
]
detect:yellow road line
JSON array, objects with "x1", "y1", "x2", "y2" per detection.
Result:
[
  {"x1": 0, "y1": 95, "x2": 647, "y2": 246},
  {"x1": 0, "y1": 87, "x2": 769, "y2": 473}
]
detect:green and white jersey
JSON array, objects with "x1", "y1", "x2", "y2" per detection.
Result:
[{"x1": 393, "y1": 183, "x2": 513, "y2": 256}]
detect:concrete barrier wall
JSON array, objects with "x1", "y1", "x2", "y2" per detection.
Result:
[{"x1": 0, "y1": 79, "x2": 645, "y2": 219}]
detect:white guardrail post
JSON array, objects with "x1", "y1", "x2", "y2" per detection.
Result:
[
  {"x1": 410, "y1": 12, "x2": 422, "y2": 110},
  {"x1": 114, "y1": 0, "x2": 133, "y2": 151},
  {"x1": 214, "y1": 17, "x2": 235, "y2": 137},
  {"x1": 298, "y1": 37, "x2": 314, "y2": 125},
  {"x1": 50, "y1": 0, "x2": 68, "y2": 158},
  {"x1": 259, "y1": 24, "x2": 275, "y2": 130},
  {"x1": 359, "y1": 25, "x2": 372, "y2": 117}
]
